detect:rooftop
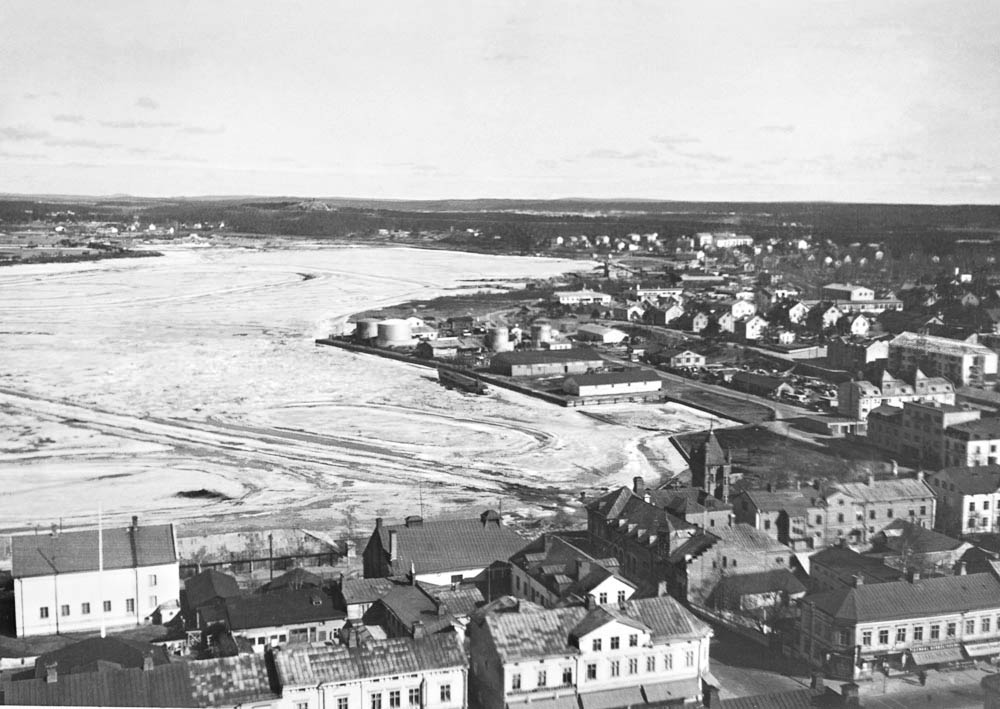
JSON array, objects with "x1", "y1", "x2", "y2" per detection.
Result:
[
  {"x1": 829, "y1": 477, "x2": 933, "y2": 504},
  {"x1": 712, "y1": 568, "x2": 806, "y2": 598},
  {"x1": 736, "y1": 486, "x2": 823, "y2": 515},
  {"x1": 929, "y1": 465, "x2": 1000, "y2": 495},
  {"x1": 809, "y1": 546, "x2": 905, "y2": 586},
  {"x1": 947, "y1": 418, "x2": 1000, "y2": 439},
  {"x1": 566, "y1": 369, "x2": 660, "y2": 386},
  {"x1": 491, "y1": 348, "x2": 604, "y2": 366},
  {"x1": 184, "y1": 569, "x2": 240, "y2": 610},
  {"x1": 872, "y1": 519, "x2": 967, "y2": 555},
  {"x1": 891, "y1": 331, "x2": 995, "y2": 357},
  {"x1": 200, "y1": 588, "x2": 344, "y2": 631},
  {"x1": 12, "y1": 523, "x2": 177, "y2": 578}
]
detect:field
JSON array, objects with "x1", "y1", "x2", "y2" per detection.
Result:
[{"x1": 0, "y1": 242, "x2": 734, "y2": 537}]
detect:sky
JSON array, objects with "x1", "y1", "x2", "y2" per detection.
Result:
[{"x1": 0, "y1": 0, "x2": 998, "y2": 203}]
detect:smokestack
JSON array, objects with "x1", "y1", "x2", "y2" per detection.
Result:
[
  {"x1": 375, "y1": 517, "x2": 383, "y2": 531},
  {"x1": 412, "y1": 620, "x2": 425, "y2": 639},
  {"x1": 389, "y1": 530, "x2": 399, "y2": 561},
  {"x1": 917, "y1": 470, "x2": 925, "y2": 483},
  {"x1": 585, "y1": 594, "x2": 597, "y2": 610},
  {"x1": 632, "y1": 477, "x2": 645, "y2": 496},
  {"x1": 810, "y1": 672, "x2": 825, "y2": 691}
]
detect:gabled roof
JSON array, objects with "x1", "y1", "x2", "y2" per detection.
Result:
[
  {"x1": 930, "y1": 465, "x2": 1000, "y2": 495},
  {"x1": 947, "y1": 418, "x2": 1000, "y2": 440},
  {"x1": 201, "y1": 588, "x2": 344, "y2": 630},
  {"x1": 508, "y1": 533, "x2": 634, "y2": 605},
  {"x1": 570, "y1": 605, "x2": 648, "y2": 638},
  {"x1": 651, "y1": 487, "x2": 731, "y2": 516},
  {"x1": 806, "y1": 571, "x2": 1000, "y2": 623},
  {"x1": 828, "y1": 478, "x2": 933, "y2": 504},
  {"x1": 274, "y1": 635, "x2": 466, "y2": 688},
  {"x1": 809, "y1": 547, "x2": 904, "y2": 586},
  {"x1": 873, "y1": 519, "x2": 967, "y2": 555},
  {"x1": 713, "y1": 568, "x2": 806, "y2": 598},
  {"x1": 372, "y1": 513, "x2": 526, "y2": 576},
  {"x1": 184, "y1": 569, "x2": 240, "y2": 610},
  {"x1": 341, "y1": 577, "x2": 395, "y2": 606},
  {"x1": 12, "y1": 523, "x2": 177, "y2": 578},
  {"x1": 587, "y1": 487, "x2": 695, "y2": 537},
  {"x1": 187, "y1": 654, "x2": 277, "y2": 707},
  {"x1": 736, "y1": 486, "x2": 823, "y2": 516},
  {"x1": 0, "y1": 663, "x2": 196, "y2": 707},
  {"x1": 491, "y1": 348, "x2": 603, "y2": 366},
  {"x1": 261, "y1": 567, "x2": 324, "y2": 593},
  {"x1": 566, "y1": 369, "x2": 660, "y2": 386},
  {"x1": 378, "y1": 581, "x2": 483, "y2": 634},
  {"x1": 709, "y1": 523, "x2": 791, "y2": 554},
  {"x1": 32, "y1": 638, "x2": 171, "y2": 678}
]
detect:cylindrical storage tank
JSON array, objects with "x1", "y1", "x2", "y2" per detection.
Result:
[
  {"x1": 531, "y1": 322, "x2": 552, "y2": 346},
  {"x1": 355, "y1": 318, "x2": 381, "y2": 341},
  {"x1": 487, "y1": 326, "x2": 512, "y2": 352},
  {"x1": 377, "y1": 318, "x2": 412, "y2": 347}
]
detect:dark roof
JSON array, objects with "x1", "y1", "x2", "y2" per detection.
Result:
[
  {"x1": 587, "y1": 487, "x2": 695, "y2": 537},
  {"x1": 931, "y1": 465, "x2": 1000, "y2": 495},
  {"x1": 186, "y1": 654, "x2": 277, "y2": 707},
  {"x1": 372, "y1": 514, "x2": 526, "y2": 576},
  {"x1": 0, "y1": 663, "x2": 196, "y2": 707},
  {"x1": 274, "y1": 635, "x2": 467, "y2": 687},
  {"x1": 509, "y1": 534, "x2": 633, "y2": 605},
  {"x1": 12, "y1": 523, "x2": 177, "y2": 578},
  {"x1": 736, "y1": 486, "x2": 823, "y2": 515},
  {"x1": 719, "y1": 688, "x2": 833, "y2": 709},
  {"x1": 872, "y1": 519, "x2": 966, "y2": 555},
  {"x1": 566, "y1": 369, "x2": 660, "y2": 386},
  {"x1": 651, "y1": 487, "x2": 731, "y2": 516},
  {"x1": 33, "y1": 638, "x2": 171, "y2": 679},
  {"x1": 261, "y1": 567, "x2": 324, "y2": 593},
  {"x1": 809, "y1": 547, "x2": 904, "y2": 586},
  {"x1": 806, "y1": 571, "x2": 1000, "y2": 622},
  {"x1": 712, "y1": 568, "x2": 806, "y2": 598},
  {"x1": 184, "y1": 569, "x2": 240, "y2": 610},
  {"x1": 491, "y1": 348, "x2": 604, "y2": 366},
  {"x1": 378, "y1": 581, "x2": 483, "y2": 634},
  {"x1": 341, "y1": 577, "x2": 395, "y2": 606},
  {"x1": 948, "y1": 418, "x2": 1000, "y2": 439},
  {"x1": 201, "y1": 588, "x2": 344, "y2": 630},
  {"x1": 732, "y1": 371, "x2": 789, "y2": 391}
]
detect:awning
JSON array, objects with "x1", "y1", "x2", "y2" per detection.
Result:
[
  {"x1": 909, "y1": 646, "x2": 965, "y2": 666},
  {"x1": 579, "y1": 686, "x2": 644, "y2": 709},
  {"x1": 642, "y1": 677, "x2": 701, "y2": 703},
  {"x1": 506, "y1": 693, "x2": 580, "y2": 709},
  {"x1": 964, "y1": 640, "x2": 1000, "y2": 658}
]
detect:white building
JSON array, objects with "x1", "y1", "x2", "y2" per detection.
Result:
[
  {"x1": 563, "y1": 370, "x2": 662, "y2": 398},
  {"x1": 822, "y1": 283, "x2": 875, "y2": 301},
  {"x1": 12, "y1": 518, "x2": 179, "y2": 637},
  {"x1": 554, "y1": 290, "x2": 613, "y2": 306},
  {"x1": 274, "y1": 635, "x2": 468, "y2": 709},
  {"x1": 633, "y1": 284, "x2": 683, "y2": 301},
  {"x1": 737, "y1": 315, "x2": 768, "y2": 341},
  {"x1": 468, "y1": 595, "x2": 713, "y2": 709},
  {"x1": 927, "y1": 465, "x2": 1000, "y2": 536},
  {"x1": 575, "y1": 324, "x2": 628, "y2": 344},
  {"x1": 889, "y1": 332, "x2": 999, "y2": 388}
]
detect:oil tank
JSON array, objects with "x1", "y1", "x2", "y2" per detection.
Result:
[
  {"x1": 377, "y1": 318, "x2": 412, "y2": 347},
  {"x1": 531, "y1": 321, "x2": 552, "y2": 347},
  {"x1": 487, "y1": 326, "x2": 512, "y2": 352},
  {"x1": 354, "y1": 318, "x2": 381, "y2": 341}
]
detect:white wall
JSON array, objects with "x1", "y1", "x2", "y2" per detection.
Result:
[{"x1": 280, "y1": 666, "x2": 467, "y2": 709}]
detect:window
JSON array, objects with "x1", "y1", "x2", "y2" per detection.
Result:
[
  {"x1": 149, "y1": 595, "x2": 157, "y2": 608},
  {"x1": 966, "y1": 620, "x2": 976, "y2": 635},
  {"x1": 914, "y1": 626, "x2": 924, "y2": 642},
  {"x1": 598, "y1": 592, "x2": 607, "y2": 604},
  {"x1": 984, "y1": 618, "x2": 992, "y2": 633},
  {"x1": 920, "y1": 506, "x2": 927, "y2": 515},
  {"x1": 296, "y1": 703, "x2": 309, "y2": 709},
  {"x1": 610, "y1": 636, "x2": 620, "y2": 650},
  {"x1": 149, "y1": 574, "x2": 157, "y2": 586},
  {"x1": 970, "y1": 501, "x2": 977, "y2": 512},
  {"x1": 862, "y1": 631, "x2": 872, "y2": 646},
  {"x1": 439, "y1": 686, "x2": 451, "y2": 703},
  {"x1": 816, "y1": 515, "x2": 822, "y2": 524},
  {"x1": 389, "y1": 690, "x2": 400, "y2": 708},
  {"x1": 987, "y1": 501, "x2": 992, "y2": 511},
  {"x1": 408, "y1": 688, "x2": 420, "y2": 706},
  {"x1": 931, "y1": 624, "x2": 940, "y2": 640},
  {"x1": 764, "y1": 519, "x2": 772, "y2": 530},
  {"x1": 537, "y1": 670, "x2": 546, "y2": 687},
  {"x1": 610, "y1": 660, "x2": 620, "y2": 677},
  {"x1": 371, "y1": 696, "x2": 382, "y2": 709},
  {"x1": 628, "y1": 658, "x2": 638, "y2": 675},
  {"x1": 592, "y1": 638, "x2": 602, "y2": 652},
  {"x1": 878, "y1": 629, "x2": 889, "y2": 645},
  {"x1": 126, "y1": 598, "x2": 135, "y2": 613},
  {"x1": 586, "y1": 663, "x2": 597, "y2": 680},
  {"x1": 838, "y1": 630, "x2": 851, "y2": 646},
  {"x1": 647, "y1": 656, "x2": 655, "y2": 672},
  {"x1": 103, "y1": 601, "x2": 111, "y2": 612},
  {"x1": 947, "y1": 622, "x2": 957, "y2": 638},
  {"x1": 838, "y1": 513, "x2": 845, "y2": 523},
  {"x1": 338, "y1": 699, "x2": 349, "y2": 709},
  {"x1": 617, "y1": 590, "x2": 626, "y2": 603},
  {"x1": 81, "y1": 602, "x2": 90, "y2": 615},
  {"x1": 629, "y1": 634, "x2": 638, "y2": 647},
  {"x1": 896, "y1": 627, "x2": 906, "y2": 643},
  {"x1": 39, "y1": 606, "x2": 49, "y2": 619},
  {"x1": 450, "y1": 574, "x2": 463, "y2": 584},
  {"x1": 59, "y1": 604, "x2": 70, "y2": 616},
  {"x1": 279, "y1": 634, "x2": 287, "y2": 642},
  {"x1": 515, "y1": 577, "x2": 520, "y2": 591},
  {"x1": 511, "y1": 674, "x2": 521, "y2": 690},
  {"x1": 685, "y1": 650, "x2": 695, "y2": 667},
  {"x1": 886, "y1": 508, "x2": 893, "y2": 518},
  {"x1": 732, "y1": 559, "x2": 737, "y2": 568},
  {"x1": 869, "y1": 510, "x2": 876, "y2": 520},
  {"x1": 562, "y1": 667, "x2": 572, "y2": 685}
]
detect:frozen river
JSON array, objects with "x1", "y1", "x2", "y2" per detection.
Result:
[{"x1": 0, "y1": 243, "x2": 728, "y2": 534}]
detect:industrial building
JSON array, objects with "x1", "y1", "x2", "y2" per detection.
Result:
[
  {"x1": 489, "y1": 349, "x2": 604, "y2": 377},
  {"x1": 574, "y1": 323, "x2": 628, "y2": 345},
  {"x1": 888, "y1": 331, "x2": 998, "y2": 388},
  {"x1": 563, "y1": 369, "x2": 662, "y2": 397}
]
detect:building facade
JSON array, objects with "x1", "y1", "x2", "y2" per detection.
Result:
[
  {"x1": 819, "y1": 475, "x2": 936, "y2": 545},
  {"x1": 926, "y1": 465, "x2": 1000, "y2": 536},
  {"x1": 888, "y1": 331, "x2": 999, "y2": 388}
]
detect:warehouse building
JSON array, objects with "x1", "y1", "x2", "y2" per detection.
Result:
[
  {"x1": 490, "y1": 349, "x2": 604, "y2": 377},
  {"x1": 563, "y1": 369, "x2": 662, "y2": 397}
]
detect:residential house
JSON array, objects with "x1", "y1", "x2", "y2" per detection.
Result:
[
  {"x1": 690, "y1": 311, "x2": 711, "y2": 333},
  {"x1": 777, "y1": 330, "x2": 796, "y2": 345},
  {"x1": 490, "y1": 349, "x2": 605, "y2": 377},
  {"x1": 787, "y1": 301, "x2": 811, "y2": 326},
  {"x1": 11, "y1": 517, "x2": 179, "y2": 637},
  {"x1": 610, "y1": 303, "x2": 646, "y2": 322},
  {"x1": 826, "y1": 337, "x2": 889, "y2": 372},
  {"x1": 736, "y1": 315, "x2": 768, "y2": 341},
  {"x1": 845, "y1": 315, "x2": 870, "y2": 338},
  {"x1": 867, "y1": 519, "x2": 971, "y2": 576},
  {"x1": 819, "y1": 474, "x2": 936, "y2": 545},
  {"x1": 363, "y1": 511, "x2": 526, "y2": 586},
  {"x1": 888, "y1": 331, "x2": 998, "y2": 388},
  {"x1": 375, "y1": 581, "x2": 483, "y2": 641},
  {"x1": 836, "y1": 369, "x2": 955, "y2": 425},
  {"x1": 926, "y1": 465, "x2": 1000, "y2": 536},
  {"x1": 717, "y1": 311, "x2": 736, "y2": 334},
  {"x1": 341, "y1": 578, "x2": 395, "y2": 621},
  {"x1": 563, "y1": 370, "x2": 662, "y2": 398},
  {"x1": 943, "y1": 418, "x2": 1000, "y2": 468},
  {"x1": 650, "y1": 486, "x2": 732, "y2": 530},
  {"x1": 807, "y1": 303, "x2": 843, "y2": 331},
  {"x1": 720, "y1": 298, "x2": 757, "y2": 322},
  {"x1": 798, "y1": 565, "x2": 1000, "y2": 680},
  {"x1": 646, "y1": 300, "x2": 686, "y2": 326},
  {"x1": 709, "y1": 569, "x2": 806, "y2": 620},
  {"x1": 184, "y1": 568, "x2": 241, "y2": 627},
  {"x1": 467, "y1": 595, "x2": 713, "y2": 709},
  {"x1": 807, "y1": 546, "x2": 904, "y2": 594},
  {"x1": 649, "y1": 348, "x2": 706, "y2": 370},
  {"x1": 634, "y1": 284, "x2": 683, "y2": 301},
  {"x1": 274, "y1": 635, "x2": 468, "y2": 709}
]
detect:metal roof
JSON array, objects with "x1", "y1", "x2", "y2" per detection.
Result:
[
  {"x1": 203, "y1": 588, "x2": 344, "y2": 630},
  {"x1": 492, "y1": 348, "x2": 604, "y2": 366},
  {"x1": 566, "y1": 369, "x2": 660, "y2": 386},
  {"x1": 829, "y1": 478, "x2": 934, "y2": 504},
  {"x1": 12, "y1": 523, "x2": 177, "y2": 578},
  {"x1": 930, "y1": 465, "x2": 1000, "y2": 495}
]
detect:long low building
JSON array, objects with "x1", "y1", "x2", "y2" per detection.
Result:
[
  {"x1": 563, "y1": 369, "x2": 662, "y2": 397},
  {"x1": 574, "y1": 324, "x2": 628, "y2": 344},
  {"x1": 490, "y1": 349, "x2": 605, "y2": 377}
]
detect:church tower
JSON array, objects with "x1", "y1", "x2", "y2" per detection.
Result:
[{"x1": 690, "y1": 430, "x2": 731, "y2": 502}]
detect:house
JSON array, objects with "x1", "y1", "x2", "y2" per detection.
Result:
[
  {"x1": 14, "y1": 636, "x2": 172, "y2": 681},
  {"x1": 574, "y1": 324, "x2": 628, "y2": 345},
  {"x1": 868, "y1": 519, "x2": 971, "y2": 576},
  {"x1": 709, "y1": 568, "x2": 806, "y2": 619},
  {"x1": 11, "y1": 517, "x2": 179, "y2": 637},
  {"x1": 649, "y1": 486, "x2": 732, "y2": 529},
  {"x1": 341, "y1": 578, "x2": 396, "y2": 622},
  {"x1": 563, "y1": 369, "x2": 662, "y2": 398},
  {"x1": 836, "y1": 370, "x2": 955, "y2": 423},
  {"x1": 507, "y1": 532, "x2": 637, "y2": 609},
  {"x1": 489, "y1": 349, "x2": 604, "y2": 377},
  {"x1": 926, "y1": 465, "x2": 1000, "y2": 536},
  {"x1": 826, "y1": 337, "x2": 889, "y2": 372},
  {"x1": 730, "y1": 371, "x2": 794, "y2": 399},
  {"x1": 467, "y1": 595, "x2": 713, "y2": 709},
  {"x1": 807, "y1": 303, "x2": 843, "y2": 331},
  {"x1": 199, "y1": 588, "x2": 346, "y2": 652},
  {"x1": 888, "y1": 331, "x2": 998, "y2": 388},
  {"x1": 363, "y1": 511, "x2": 526, "y2": 586},
  {"x1": 943, "y1": 418, "x2": 1000, "y2": 468},
  {"x1": 634, "y1": 284, "x2": 683, "y2": 301},
  {"x1": 819, "y1": 474, "x2": 936, "y2": 545},
  {"x1": 610, "y1": 303, "x2": 646, "y2": 322},
  {"x1": 646, "y1": 301, "x2": 686, "y2": 326},
  {"x1": 787, "y1": 301, "x2": 811, "y2": 325},
  {"x1": 690, "y1": 311, "x2": 711, "y2": 332},
  {"x1": 798, "y1": 566, "x2": 1000, "y2": 680},
  {"x1": 736, "y1": 315, "x2": 768, "y2": 341},
  {"x1": 376, "y1": 581, "x2": 484, "y2": 641},
  {"x1": 414, "y1": 337, "x2": 483, "y2": 360},
  {"x1": 274, "y1": 635, "x2": 468, "y2": 709},
  {"x1": 807, "y1": 546, "x2": 905, "y2": 593},
  {"x1": 720, "y1": 298, "x2": 757, "y2": 321},
  {"x1": 554, "y1": 290, "x2": 612, "y2": 306},
  {"x1": 649, "y1": 348, "x2": 706, "y2": 370},
  {"x1": 822, "y1": 284, "x2": 875, "y2": 302},
  {"x1": 865, "y1": 401, "x2": 983, "y2": 468},
  {"x1": 845, "y1": 314, "x2": 870, "y2": 337},
  {"x1": 717, "y1": 311, "x2": 736, "y2": 333},
  {"x1": 777, "y1": 329, "x2": 796, "y2": 345},
  {"x1": 184, "y1": 568, "x2": 241, "y2": 626},
  {"x1": 730, "y1": 485, "x2": 827, "y2": 550}
]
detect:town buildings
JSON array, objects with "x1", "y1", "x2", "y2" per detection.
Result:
[
  {"x1": 489, "y1": 349, "x2": 604, "y2": 377},
  {"x1": 826, "y1": 336, "x2": 889, "y2": 372},
  {"x1": 865, "y1": 401, "x2": 982, "y2": 468},
  {"x1": 888, "y1": 331, "x2": 998, "y2": 388},
  {"x1": 926, "y1": 465, "x2": 1000, "y2": 536},
  {"x1": 554, "y1": 290, "x2": 613, "y2": 306},
  {"x1": 563, "y1": 370, "x2": 662, "y2": 398},
  {"x1": 807, "y1": 546, "x2": 905, "y2": 593},
  {"x1": 836, "y1": 369, "x2": 955, "y2": 425},
  {"x1": 468, "y1": 595, "x2": 713, "y2": 709},
  {"x1": 819, "y1": 475, "x2": 936, "y2": 545},
  {"x1": 730, "y1": 485, "x2": 826, "y2": 550},
  {"x1": 11, "y1": 518, "x2": 179, "y2": 637}
]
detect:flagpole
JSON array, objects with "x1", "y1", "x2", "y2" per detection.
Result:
[{"x1": 98, "y1": 505, "x2": 106, "y2": 638}]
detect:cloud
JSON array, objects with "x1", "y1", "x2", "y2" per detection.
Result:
[
  {"x1": 760, "y1": 124, "x2": 796, "y2": 133},
  {"x1": 0, "y1": 150, "x2": 46, "y2": 159},
  {"x1": 100, "y1": 119, "x2": 180, "y2": 129},
  {"x1": 178, "y1": 124, "x2": 225, "y2": 135},
  {"x1": 585, "y1": 148, "x2": 658, "y2": 161},
  {"x1": 126, "y1": 147, "x2": 155, "y2": 155},
  {"x1": 484, "y1": 51, "x2": 529, "y2": 63},
  {"x1": 0, "y1": 126, "x2": 51, "y2": 141},
  {"x1": 135, "y1": 96, "x2": 160, "y2": 110},
  {"x1": 53, "y1": 114, "x2": 86, "y2": 124},
  {"x1": 673, "y1": 149, "x2": 733, "y2": 164},
  {"x1": 159, "y1": 152, "x2": 209, "y2": 163},
  {"x1": 22, "y1": 92, "x2": 40, "y2": 100},
  {"x1": 43, "y1": 136, "x2": 121, "y2": 149},
  {"x1": 650, "y1": 135, "x2": 701, "y2": 149}
]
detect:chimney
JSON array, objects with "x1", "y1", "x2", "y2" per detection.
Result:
[
  {"x1": 956, "y1": 561, "x2": 967, "y2": 576},
  {"x1": 810, "y1": 672, "x2": 825, "y2": 691},
  {"x1": 50, "y1": 524, "x2": 58, "y2": 537},
  {"x1": 852, "y1": 574, "x2": 864, "y2": 587},
  {"x1": 916, "y1": 470, "x2": 925, "y2": 483},
  {"x1": 131, "y1": 515, "x2": 139, "y2": 530},
  {"x1": 585, "y1": 594, "x2": 597, "y2": 610},
  {"x1": 375, "y1": 517, "x2": 383, "y2": 532},
  {"x1": 867, "y1": 475, "x2": 875, "y2": 486},
  {"x1": 577, "y1": 560, "x2": 592, "y2": 580},
  {"x1": 45, "y1": 662, "x2": 58, "y2": 684},
  {"x1": 841, "y1": 682, "x2": 860, "y2": 707},
  {"x1": 633, "y1": 477, "x2": 645, "y2": 496},
  {"x1": 412, "y1": 620, "x2": 425, "y2": 639},
  {"x1": 906, "y1": 568, "x2": 920, "y2": 583},
  {"x1": 704, "y1": 685, "x2": 721, "y2": 707},
  {"x1": 435, "y1": 599, "x2": 448, "y2": 617},
  {"x1": 727, "y1": 513, "x2": 734, "y2": 528},
  {"x1": 656, "y1": 580, "x2": 668, "y2": 597},
  {"x1": 389, "y1": 530, "x2": 399, "y2": 562},
  {"x1": 143, "y1": 651, "x2": 154, "y2": 671},
  {"x1": 766, "y1": 483, "x2": 773, "y2": 493}
]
